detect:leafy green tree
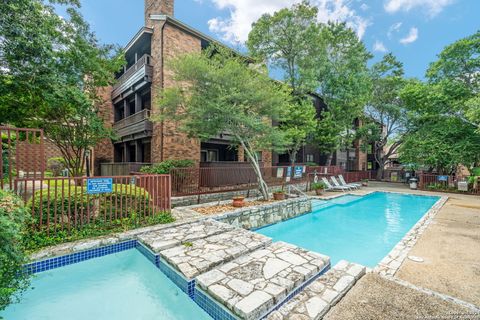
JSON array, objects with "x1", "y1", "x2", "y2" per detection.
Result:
[
  {"x1": 427, "y1": 31, "x2": 479, "y2": 130},
  {"x1": 154, "y1": 48, "x2": 291, "y2": 200},
  {"x1": 361, "y1": 53, "x2": 407, "y2": 179},
  {"x1": 0, "y1": 0, "x2": 124, "y2": 176},
  {"x1": 280, "y1": 98, "x2": 317, "y2": 165},
  {"x1": 0, "y1": 190, "x2": 31, "y2": 311},
  {"x1": 247, "y1": 1, "x2": 320, "y2": 94},
  {"x1": 315, "y1": 22, "x2": 372, "y2": 165},
  {"x1": 399, "y1": 31, "x2": 480, "y2": 172}
]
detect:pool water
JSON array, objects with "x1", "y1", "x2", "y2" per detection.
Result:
[
  {"x1": 2, "y1": 249, "x2": 211, "y2": 320},
  {"x1": 257, "y1": 192, "x2": 440, "y2": 267}
]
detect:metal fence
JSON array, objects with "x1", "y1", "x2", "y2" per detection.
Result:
[
  {"x1": 418, "y1": 173, "x2": 479, "y2": 195},
  {"x1": 13, "y1": 174, "x2": 171, "y2": 235},
  {"x1": 169, "y1": 165, "x2": 316, "y2": 196}
]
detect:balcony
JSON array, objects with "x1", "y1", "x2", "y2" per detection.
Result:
[
  {"x1": 112, "y1": 54, "x2": 153, "y2": 100},
  {"x1": 113, "y1": 109, "x2": 153, "y2": 140}
]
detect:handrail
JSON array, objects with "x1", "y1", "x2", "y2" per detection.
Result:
[
  {"x1": 113, "y1": 109, "x2": 151, "y2": 129},
  {"x1": 113, "y1": 54, "x2": 152, "y2": 90}
]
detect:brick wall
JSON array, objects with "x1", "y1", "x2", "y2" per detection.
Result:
[
  {"x1": 145, "y1": 0, "x2": 174, "y2": 26},
  {"x1": 150, "y1": 20, "x2": 202, "y2": 163},
  {"x1": 93, "y1": 86, "x2": 114, "y2": 175}
]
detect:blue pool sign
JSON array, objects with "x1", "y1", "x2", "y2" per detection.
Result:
[
  {"x1": 437, "y1": 175, "x2": 449, "y2": 182},
  {"x1": 294, "y1": 166, "x2": 303, "y2": 178},
  {"x1": 87, "y1": 178, "x2": 113, "y2": 194}
]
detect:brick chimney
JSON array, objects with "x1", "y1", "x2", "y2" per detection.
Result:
[{"x1": 145, "y1": 0, "x2": 174, "y2": 24}]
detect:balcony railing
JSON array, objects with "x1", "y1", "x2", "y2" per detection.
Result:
[
  {"x1": 112, "y1": 54, "x2": 153, "y2": 99},
  {"x1": 113, "y1": 109, "x2": 152, "y2": 138}
]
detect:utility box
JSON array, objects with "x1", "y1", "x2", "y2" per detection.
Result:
[
  {"x1": 409, "y1": 178, "x2": 418, "y2": 190},
  {"x1": 458, "y1": 181, "x2": 468, "y2": 192}
]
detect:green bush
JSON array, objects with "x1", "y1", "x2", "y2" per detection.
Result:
[
  {"x1": 471, "y1": 167, "x2": 480, "y2": 176},
  {"x1": 140, "y1": 159, "x2": 194, "y2": 174},
  {"x1": 27, "y1": 184, "x2": 152, "y2": 229},
  {"x1": 311, "y1": 181, "x2": 327, "y2": 190},
  {"x1": 0, "y1": 190, "x2": 31, "y2": 311}
]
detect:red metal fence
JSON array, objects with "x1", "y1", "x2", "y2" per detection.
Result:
[
  {"x1": 170, "y1": 165, "x2": 316, "y2": 196},
  {"x1": 13, "y1": 174, "x2": 171, "y2": 234},
  {"x1": 418, "y1": 173, "x2": 479, "y2": 195},
  {"x1": 1, "y1": 126, "x2": 45, "y2": 190}
]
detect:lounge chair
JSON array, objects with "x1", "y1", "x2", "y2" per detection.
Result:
[
  {"x1": 338, "y1": 175, "x2": 361, "y2": 189},
  {"x1": 322, "y1": 177, "x2": 349, "y2": 192},
  {"x1": 330, "y1": 176, "x2": 355, "y2": 191}
]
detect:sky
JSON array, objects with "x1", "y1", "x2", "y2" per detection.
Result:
[{"x1": 66, "y1": 0, "x2": 479, "y2": 79}]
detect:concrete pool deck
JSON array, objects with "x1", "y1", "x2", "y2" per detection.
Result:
[{"x1": 316, "y1": 182, "x2": 480, "y2": 318}]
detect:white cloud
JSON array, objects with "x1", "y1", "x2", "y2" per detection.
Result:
[
  {"x1": 399, "y1": 27, "x2": 418, "y2": 44},
  {"x1": 360, "y1": 3, "x2": 369, "y2": 11},
  {"x1": 207, "y1": 0, "x2": 369, "y2": 43},
  {"x1": 387, "y1": 22, "x2": 402, "y2": 39},
  {"x1": 373, "y1": 40, "x2": 387, "y2": 52},
  {"x1": 384, "y1": 0, "x2": 455, "y2": 17}
]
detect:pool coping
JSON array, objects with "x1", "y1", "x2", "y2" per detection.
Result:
[{"x1": 373, "y1": 195, "x2": 449, "y2": 276}]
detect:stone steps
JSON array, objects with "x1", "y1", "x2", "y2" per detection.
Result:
[
  {"x1": 267, "y1": 260, "x2": 366, "y2": 320},
  {"x1": 159, "y1": 228, "x2": 272, "y2": 280},
  {"x1": 137, "y1": 219, "x2": 235, "y2": 253},
  {"x1": 195, "y1": 241, "x2": 331, "y2": 320}
]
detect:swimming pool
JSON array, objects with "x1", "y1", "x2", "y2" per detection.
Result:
[
  {"x1": 257, "y1": 192, "x2": 440, "y2": 267},
  {"x1": 2, "y1": 249, "x2": 211, "y2": 320}
]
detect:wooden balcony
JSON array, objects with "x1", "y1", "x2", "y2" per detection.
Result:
[
  {"x1": 112, "y1": 54, "x2": 153, "y2": 100},
  {"x1": 113, "y1": 109, "x2": 153, "y2": 140}
]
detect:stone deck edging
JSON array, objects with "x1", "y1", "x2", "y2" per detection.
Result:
[
  {"x1": 374, "y1": 196, "x2": 448, "y2": 276},
  {"x1": 196, "y1": 241, "x2": 330, "y2": 320},
  {"x1": 267, "y1": 260, "x2": 366, "y2": 320},
  {"x1": 214, "y1": 197, "x2": 311, "y2": 230}
]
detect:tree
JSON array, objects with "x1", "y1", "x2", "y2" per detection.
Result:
[
  {"x1": 361, "y1": 53, "x2": 407, "y2": 179},
  {"x1": 426, "y1": 30, "x2": 480, "y2": 129},
  {"x1": 280, "y1": 98, "x2": 317, "y2": 165},
  {"x1": 247, "y1": 1, "x2": 320, "y2": 94},
  {"x1": 314, "y1": 22, "x2": 372, "y2": 165},
  {"x1": 0, "y1": 0, "x2": 124, "y2": 176},
  {"x1": 154, "y1": 48, "x2": 291, "y2": 200},
  {"x1": 398, "y1": 31, "x2": 480, "y2": 173}
]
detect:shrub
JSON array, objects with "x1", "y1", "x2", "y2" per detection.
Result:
[
  {"x1": 0, "y1": 190, "x2": 31, "y2": 311},
  {"x1": 140, "y1": 159, "x2": 194, "y2": 174},
  {"x1": 27, "y1": 184, "x2": 153, "y2": 229},
  {"x1": 311, "y1": 181, "x2": 327, "y2": 190}
]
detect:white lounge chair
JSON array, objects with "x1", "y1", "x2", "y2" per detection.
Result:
[
  {"x1": 331, "y1": 176, "x2": 355, "y2": 191},
  {"x1": 322, "y1": 177, "x2": 349, "y2": 192},
  {"x1": 338, "y1": 175, "x2": 362, "y2": 189}
]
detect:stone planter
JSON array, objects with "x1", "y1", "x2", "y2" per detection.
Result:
[
  {"x1": 232, "y1": 196, "x2": 245, "y2": 207},
  {"x1": 273, "y1": 192, "x2": 286, "y2": 200},
  {"x1": 315, "y1": 189, "x2": 324, "y2": 195}
]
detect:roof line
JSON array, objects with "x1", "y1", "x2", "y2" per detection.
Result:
[
  {"x1": 149, "y1": 14, "x2": 251, "y2": 60},
  {"x1": 124, "y1": 27, "x2": 154, "y2": 53}
]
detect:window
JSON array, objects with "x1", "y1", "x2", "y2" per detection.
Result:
[
  {"x1": 306, "y1": 154, "x2": 314, "y2": 162},
  {"x1": 244, "y1": 151, "x2": 262, "y2": 162},
  {"x1": 201, "y1": 149, "x2": 218, "y2": 162},
  {"x1": 367, "y1": 144, "x2": 373, "y2": 155},
  {"x1": 367, "y1": 162, "x2": 373, "y2": 170}
]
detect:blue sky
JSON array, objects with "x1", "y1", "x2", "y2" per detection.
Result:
[{"x1": 67, "y1": 0, "x2": 479, "y2": 79}]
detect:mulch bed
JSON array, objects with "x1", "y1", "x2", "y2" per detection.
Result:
[{"x1": 193, "y1": 200, "x2": 275, "y2": 215}]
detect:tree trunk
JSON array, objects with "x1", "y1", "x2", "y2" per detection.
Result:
[
  {"x1": 240, "y1": 140, "x2": 269, "y2": 200},
  {"x1": 376, "y1": 165, "x2": 384, "y2": 181},
  {"x1": 325, "y1": 153, "x2": 333, "y2": 166},
  {"x1": 289, "y1": 150, "x2": 298, "y2": 167}
]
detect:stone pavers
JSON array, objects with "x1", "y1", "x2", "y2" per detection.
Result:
[
  {"x1": 267, "y1": 260, "x2": 365, "y2": 320},
  {"x1": 196, "y1": 241, "x2": 330, "y2": 320},
  {"x1": 137, "y1": 219, "x2": 235, "y2": 253},
  {"x1": 160, "y1": 228, "x2": 272, "y2": 279}
]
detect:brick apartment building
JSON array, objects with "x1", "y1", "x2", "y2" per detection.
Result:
[{"x1": 94, "y1": 0, "x2": 378, "y2": 175}]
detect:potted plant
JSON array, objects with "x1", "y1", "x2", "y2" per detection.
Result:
[
  {"x1": 232, "y1": 196, "x2": 245, "y2": 207},
  {"x1": 311, "y1": 181, "x2": 326, "y2": 195},
  {"x1": 362, "y1": 179, "x2": 369, "y2": 187},
  {"x1": 273, "y1": 189, "x2": 286, "y2": 200}
]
